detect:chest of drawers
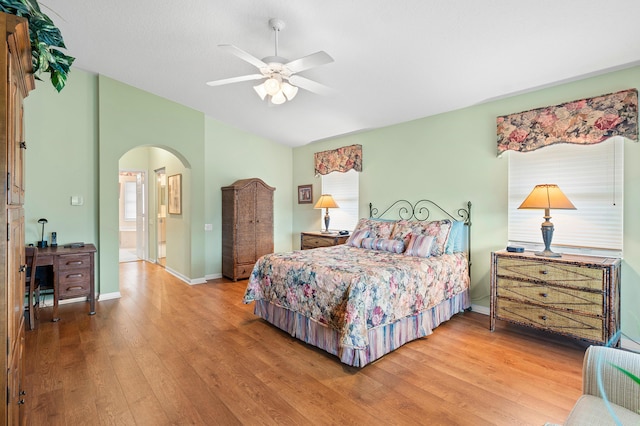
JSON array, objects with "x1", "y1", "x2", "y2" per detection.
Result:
[{"x1": 490, "y1": 250, "x2": 621, "y2": 346}]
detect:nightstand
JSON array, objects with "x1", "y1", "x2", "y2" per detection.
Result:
[
  {"x1": 300, "y1": 231, "x2": 349, "y2": 250},
  {"x1": 490, "y1": 250, "x2": 621, "y2": 346}
]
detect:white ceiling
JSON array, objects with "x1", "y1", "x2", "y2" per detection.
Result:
[{"x1": 41, "y1": 0, "x2": 640, "y2": 147}]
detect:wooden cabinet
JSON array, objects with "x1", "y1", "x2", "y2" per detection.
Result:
[
  {"x1": 490, "y1": 250, "x2": 621, "y2": 346},
  {"x1": 300, "y1": 232, "x2": 349, "y2": 250},
  {"x1": 0, "y1": 12, "x2": 35, "y2": 425},
  {"x1": 221, "y1": 178, "x2": 275, "y2": 280}
]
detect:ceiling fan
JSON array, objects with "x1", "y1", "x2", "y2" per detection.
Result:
[{"x1": 206, "y1": 18, "x2": 334, "y2": 105}]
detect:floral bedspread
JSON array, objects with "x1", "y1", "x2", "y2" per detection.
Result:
[{"x1": 243, "y1": 245, "x2": 469, "y2": 350}]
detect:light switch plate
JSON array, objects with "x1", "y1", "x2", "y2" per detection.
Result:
[{"x1": 71, "y1": 195, "x2": 84, "y2": 206}]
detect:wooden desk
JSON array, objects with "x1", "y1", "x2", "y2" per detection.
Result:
[{"x1": 35, "y1": 244, "x2": 97, "y2": 321}]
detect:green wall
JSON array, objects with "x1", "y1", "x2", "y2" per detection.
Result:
[
  {"x1": 24, "y1": 64, "x2": 640, "y2": 344},
  {"x1": 24, "y1": 70, "x2": 294, "y2": 297},
  {"x1": 293, "y1": 66, "x2": 640, "y2": 343}
]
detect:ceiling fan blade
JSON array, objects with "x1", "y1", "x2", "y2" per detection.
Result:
[
  {"x1": 219, "y1": 44, "x2": 268, "y2": 69},
  {"x1": 285, "y1": 51, "x2": 334, "y2": 73},
  {"x1": 287, "y1": 75, "x2": 336, "y2": 96},
  {"x1": 206, "y1": 74, "x2": 265, "y2": 87}
]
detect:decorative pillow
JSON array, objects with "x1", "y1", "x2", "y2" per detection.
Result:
[
  {"x1": 404, "y1": 234, "x2": 435, "y2": 258},
  {"x1": 391, "y1": 219, "x2": 452, "y2": 257},
  {"x1": 360, "y1": 237, "x2": 405, "y2": 254},
  {"x1": 445, "y1": 220, "x2": 465, "y2": 254},
  {"x1": 346, "y1": 229, "x2": 370, "y2": 247},
  {"x1": 351, "y1": 218, "x2": 395, "y2": 239}
]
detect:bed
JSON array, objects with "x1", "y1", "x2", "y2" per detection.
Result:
[{"x1": 242, "y1": 199, "x2": 472, "y2": 367}]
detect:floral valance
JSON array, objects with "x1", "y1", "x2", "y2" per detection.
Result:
[
  {"x1": 314, "y1": 144, "x2": 363, "y2": 176},
  {"x1": 497, "y1": 89, "x2": 638, "y2": 155}
]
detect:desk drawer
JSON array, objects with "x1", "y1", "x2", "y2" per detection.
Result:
[
  {"x1": 58, "y1": 268, "x2": 91, "y2": 298},
  {"x1": 37, "y1": 254, "x2": 53, "y2": 266},
  {"x1": 58, "y1": 253, "x2": 91, "y2": 271}
]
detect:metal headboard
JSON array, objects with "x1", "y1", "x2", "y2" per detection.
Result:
[{"x1": 369, "y1": 199, "x2": 472, "y2": 277}]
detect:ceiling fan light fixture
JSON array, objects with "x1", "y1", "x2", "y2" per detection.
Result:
[
  {"x1": 270, "y1": 91, "x2": 287, "y2": 105},
  {"x1": 264, "y1": 77, "x2": 281, "y2": 96},
  {"x1": 253, "y1": 83, "x2": 268, "y2": 100},
  {"x1": 281, "y1": 82, "x2": 298, "y2": 100}
]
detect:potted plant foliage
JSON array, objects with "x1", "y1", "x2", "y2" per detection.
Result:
[{"x1": 0, "y1": 0, "x2": 73, "y2": 91}]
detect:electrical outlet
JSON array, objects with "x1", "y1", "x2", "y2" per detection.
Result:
[{"x1": 204, "y1": 224, "x2": 213, "y2": 231}]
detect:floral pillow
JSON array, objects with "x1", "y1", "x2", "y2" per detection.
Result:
[
  {"x1": 351, "y1": 218, "x2": 395, "y2": 239},
  {"x1": 360, "y1": 237, "x2": 405, "y2": 254},
  {"x1": 390, "y1": 219, "x2": 452, "y2": 257},
  {"x1": 346, "y1": 229, "x2": 370, "y2": 247},
  {"x1": 404, "y1": 234, "x2": 435, "y2": 257}
]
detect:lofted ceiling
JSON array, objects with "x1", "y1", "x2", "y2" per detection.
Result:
[{"x1": 40, "y1": 0, "x2": 640, "y2": 147}]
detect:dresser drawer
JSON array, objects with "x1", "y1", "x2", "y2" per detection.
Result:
[
  {"x1": 301, "y1": 233, "x2": 348, "y2": 250},
  {"x1": 235, "y1": 263, "x2": 254, "y2": 280},
  {"x1": 496, "y1": 278, "x2": 603, "y2": 316},
  {"x1": 496, "y1": 298, "x2": 604, "y2": 342},
  {"x1": 496, "y1": 256, "x2": 604, "y2": 291}
]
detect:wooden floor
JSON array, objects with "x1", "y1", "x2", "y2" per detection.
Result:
[{"x1": 24, "y1": 261, "x2": 589, "y2": 425}]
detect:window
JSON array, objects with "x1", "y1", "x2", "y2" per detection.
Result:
[
  {"x1": 508, "y1": 137, "x2": 623, "y2": 257},
  {"x1": 320, "y1": 169, "x2": 359, "y2": 232},
  {"x1": 124, "y1": 181, "x2": 137, "y2": 221}
]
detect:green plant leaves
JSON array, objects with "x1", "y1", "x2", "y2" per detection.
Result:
[
  {"x1": 0, "y1": 0, "x2": 74, "y2": 91},
  {"x1": 609, "y1": 362, "x2": 640, "y2": 386}
]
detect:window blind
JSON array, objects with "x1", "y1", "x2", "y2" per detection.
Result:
[
  {"x1": 508, "y1": 137, "x2": 623, "y2": 256},
  {"x1": 321, "y1": 169, "x2": 359, "y2": 232}
]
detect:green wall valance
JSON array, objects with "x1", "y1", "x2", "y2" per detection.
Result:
[
  {"x1": 497, "y1": 89, "x2": 638, "y2": 156},
  {"x1": 314, "y1": 144, "x2": 362, "y2": 176}
]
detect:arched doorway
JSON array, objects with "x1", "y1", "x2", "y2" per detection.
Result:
[{"x1": 118, "y1": 146, "x2": 188, "y2": 269}]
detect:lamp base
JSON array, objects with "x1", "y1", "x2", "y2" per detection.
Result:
[
  {"x1": 535, "y1": 249, "x2": 561, "y2": 258},
  {"x1": 36, "y1": 241, "x2": 48, "y2": 248}
]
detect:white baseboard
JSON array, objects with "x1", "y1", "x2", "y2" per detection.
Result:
[
  {"x1": 99, "y1": 292, "x2": 122, "y2": 301},
  {"x1": 470, "y1": 304, "x2": 490, "y2": 315},
  {"x1": 165, "y1": 266, "x2": 207, "y2": 285},
  {"x1": 621, "y1": 337, "x2": 640, "y2": 353},
  {"x1": 205, "y1": 273, "x2": 222, "y2": 280}
]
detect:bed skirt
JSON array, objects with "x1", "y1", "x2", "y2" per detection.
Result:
[{"x1": 253, "y1": 290, "x2": 470, "y2": 367}]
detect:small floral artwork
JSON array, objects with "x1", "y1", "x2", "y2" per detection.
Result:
[{"x1": 497, "y1": 89, "x2": 638, "y2": 155}]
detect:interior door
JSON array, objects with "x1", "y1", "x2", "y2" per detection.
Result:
[
  {"x1": 135, "y1": 171, "x2": 146, "y2": 260},
  {"x1": 156, "y1": 169, "x2": 166, "y2": 267}
]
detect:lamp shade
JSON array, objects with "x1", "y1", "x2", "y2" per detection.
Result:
[
  {"x1": 314, "y1": 194, "x2": 340, "y2": 209},
  {"x1": 518, "y1": 184, "x2": 576, "y2": 210}
]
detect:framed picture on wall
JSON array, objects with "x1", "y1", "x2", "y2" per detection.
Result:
[
  {"x1": 168, "y1": 174, "x2": 182, "y2": 215},
  {"x1": 298, "y1": 184, "x2": 313, "y2": 204}
]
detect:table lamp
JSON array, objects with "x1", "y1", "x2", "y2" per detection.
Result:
[
  {"x1": 314, "y1": 194, "x2": 340, "y2": 233},
  {"x1": 518, "y1": 184, "x2": 576, "y2": 257},
  {"x1": 37, "y1": 218, "x2": 48, "y2": 248}
]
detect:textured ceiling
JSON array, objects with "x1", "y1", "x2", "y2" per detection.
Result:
[{"x1": 40, "y1": 0, "x2": 640, "y2": 147}]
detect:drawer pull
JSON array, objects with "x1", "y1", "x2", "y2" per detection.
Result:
[
  {"x1": 66, "y1": 286, "x2": 84, "y2": 291},
  {"x1": 540, "y1": 270, "x2": 548, "y2": 275},
  {"x1": 540, "y1": 293, "x2": 548, "y2": 298},
  {"x1": 66, "y1": 273, "x2": 83, "y2": 279},
  {"x1": 66, "y1": 261, "x2": 84, "y2": 265},
  {"x1": 540, "y1": 315, "x2": 547, "y2": 321}
]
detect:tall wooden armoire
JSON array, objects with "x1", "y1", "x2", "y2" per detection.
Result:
[
  {"x1": 221, "y1": 178, "x2": 275, "y2": 281},
  {"x1": 0, "y1": 13, "x2": 35, "y2": 425}
]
